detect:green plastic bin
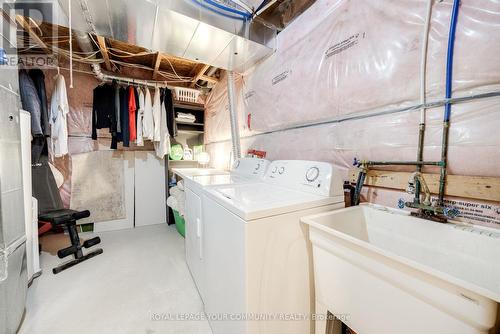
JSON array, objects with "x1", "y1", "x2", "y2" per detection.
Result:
[{"x1": 173, "y1": 210, "x2": 185, "y2": 238}]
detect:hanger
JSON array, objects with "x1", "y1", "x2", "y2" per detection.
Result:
[{"x1": 53, "y1": 66, "x2": 62, "y2": 80}]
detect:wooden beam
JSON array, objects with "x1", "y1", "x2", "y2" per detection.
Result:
[
  {"x1": 152, "y1": 52, "x2": 162, "y2": 79},
  {"x1": 200, "y1": 74, "x2": 219, "y2": 84},
  {"x1": 96, "y1": 35, "x2": 112, "y2": 72},
  {"x1": 190, "y1": 64, "x2": 210, "y2": 88},
  {"x1": 349, "y1": 168, "x2": 500, "y2": 203},
  {"x1": 15, "y1": 15, "x2": 49, "y2": 52}
]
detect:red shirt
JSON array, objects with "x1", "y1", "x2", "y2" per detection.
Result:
[{"x1": 128, "y1": 86, "x2": 137, "y2": 141}]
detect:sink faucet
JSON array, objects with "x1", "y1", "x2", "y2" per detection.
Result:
[
  {"x1": 407, "y1": 172, "x2": 431, "y2": 206},
  {"x1": 353, "y1": 158, "x2": 459, "y2": 223}
]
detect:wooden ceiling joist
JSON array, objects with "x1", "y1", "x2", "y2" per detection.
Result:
[
  {"x1": 190, "y1": 64, "x2": 210, "y2": 88},
  {"x1": 200, "y1": 74, "x2": 218, "y2": 84},
  {"x1": 96, "y1": 35, "x2": 112, "y2": 72},
  {"x1": 152, "y1": 52, "x2": 162, "y2": 80}
]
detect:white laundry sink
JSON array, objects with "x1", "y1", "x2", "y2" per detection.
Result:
[{"x1": 301, "y1": 203, "x2": 500, "y2": 334}]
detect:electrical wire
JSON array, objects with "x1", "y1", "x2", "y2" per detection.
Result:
[{"x1": 17, "y1": 27, "x2": 203, "y2": 85}]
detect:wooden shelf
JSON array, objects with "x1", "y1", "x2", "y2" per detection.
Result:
[
  {"x1": 349, "y1": 168, "x2": 500, "y2": 202},
  {"x1": 168, "y1": 159, "x2": 197, "y2": 162},
  {"x1": 175, "y1": 120, "x2": 204, "y2": 126},
  {"x1": 173, "y1": 101, "x2": 204, "y2": 110},
  {"x1": 177, "y1": 130, "x2": 204, "y2": 135}
]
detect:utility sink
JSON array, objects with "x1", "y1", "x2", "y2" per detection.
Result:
[{"x1": 301, "y1": 203, "x2": 500, "y2": 334}]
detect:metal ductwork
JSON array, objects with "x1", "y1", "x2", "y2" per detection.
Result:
[{"x1": 53, "y1": 0, "x2": 276, "y2": 73}]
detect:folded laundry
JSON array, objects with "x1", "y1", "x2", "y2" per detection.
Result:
[{"x1": 176, "y1": 112, "x2": 196, "y2": 123}]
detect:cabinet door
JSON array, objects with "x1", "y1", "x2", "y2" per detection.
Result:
[
  {"x1": 185, "y1": 187, "x2": 204, "y2": 298},
  {"x1": 134, "y1": 151, "x2": 166, "y2": 227}
]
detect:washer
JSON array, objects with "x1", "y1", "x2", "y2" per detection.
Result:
[
  {"x1": 183, "y1": 158, "x2": 270, "y2": 301},
  {"x1": 172, "y1": 167, "x2": 229, "y2": 180},
  {"x1": 202, "y1": 160, "x2": 344, "y2": 334}
]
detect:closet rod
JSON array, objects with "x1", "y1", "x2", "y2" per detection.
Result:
[{"x1": 99, "y1": 73, "x2": 169, "y2": 88}]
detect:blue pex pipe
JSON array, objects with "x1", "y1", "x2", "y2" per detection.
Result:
[
  {"x1": 203, "y1": 0, "x2": 252, "y2": 19},
  {"x1": 191, "y1": 0, "x2": 250, "y2": 20},
  {"x1": 444, "y1": 0, "x2": 461, "y2": 122}
]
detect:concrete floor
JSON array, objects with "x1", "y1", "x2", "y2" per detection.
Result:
[{"x1": 19, "y1": 224, "x2": 213, "y2": 334}]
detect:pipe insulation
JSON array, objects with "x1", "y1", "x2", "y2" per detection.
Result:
[{"x1": 227, "y1": 71, "x2": 242, "y2": 159}]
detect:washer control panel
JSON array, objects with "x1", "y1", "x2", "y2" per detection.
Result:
[
  {"x1": 231, "y1": 158, "x2": 270, "y2": 178},
  {"x1": 265, "y1": 160, "x2": 343, "y2": 197}
]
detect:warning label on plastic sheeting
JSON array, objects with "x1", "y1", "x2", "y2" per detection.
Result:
[
  {"x1": 244, "y1": 90, "x2": 255, "y2": 100},
  {"x1": 325, "y1": 32, "x2": 366, "y2": 58},
  {"x1": 272, "y1": 70, "x2": 291, "y2": 85},
  {"x1": 438, "y1": 198, "x2": 500, "y2": 228}
]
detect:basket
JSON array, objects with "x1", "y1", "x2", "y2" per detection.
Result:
[
  {"x1": 173, "y1": 87, "x2": 200, "y2": 103},
  {"x1": 172, "y1": 210, "x2": 185, "y2": 238}
]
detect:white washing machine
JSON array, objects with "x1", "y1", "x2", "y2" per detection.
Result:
[
  {"x1": 202, "y1": 160, "x2": 345, "y2": 334},
  {"x1": 172, "y1": 167, "x2": 229, "y2": 180},
  {"x1": 184, "y1": 158, "x2": 270, "y2": 302}
]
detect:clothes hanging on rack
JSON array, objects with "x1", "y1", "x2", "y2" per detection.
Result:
[
  {"x1": 128, "y1": 86, "x2": 137, "y2": 142},
  {"x1": 49, "y1": 74, "x2": 69, "y2": 158},
  {"x1": 19, "y1": 69, "x2": 48, "y2": 163},
  {"x1": 114, "y1": 81, "x2": 121, "y2": 134},
  {"x1": 91, "y1": 83, "x2": 113, "y2": 139},
  {"x1": 152, "y1": 87, "x2": 161, "y2": 142},
  {"x1": 91, "y1": 82, "x2": 120, "y2": 149},
  {"x1": 136, "y1": 88, "x2": 145, "y2": 146},
  {"x1": 154, "y1": 88, "x2": 171, "y2": 159},
  {"x1": 143, "y1": 88, "x2": 154, "y2": 140},
  {"x1": 120, "y1": 86, "x2": 130, "y2": 147},
  {"x1": 19, "y1": 69, "x2": 43, "y2": 137},
  {"x1": 28, "y1": 69, "x2": 50, "y2": 137},
  {"x1": 165, "y1": 88, "x2": 175, "y2": 137}
]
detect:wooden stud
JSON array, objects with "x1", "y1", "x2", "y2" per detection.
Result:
[
  {"x1": 349, "y1": 168, "x2": 500, "y2": 203},
  {"x1": 152, "y1": 52, "x2": 162, "y2": 79},
  {"x1": 190, "y1": 64, "x2": 210, "y2": 88},
  {"x1": 200, "y1": 74, "x2": 219, "y2": 84},
  {"x1": 96, "y1": 35, "x2": 112, "y2": 72}
]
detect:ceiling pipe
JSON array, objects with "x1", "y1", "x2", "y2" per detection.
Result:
[
  {"x1": 227, "y1": 70, "x2": 241, "y2": 159},
  {"x1": 72, "y1": 0, "x2": 105, "y2": 80}
]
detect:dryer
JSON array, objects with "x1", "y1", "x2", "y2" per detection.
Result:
[
  {"x1": 184, "y1": 158, "x2": 270, "y2": 301},
  {"x1": 202, "y1": 160, "x2": 344, "y2": 334}
]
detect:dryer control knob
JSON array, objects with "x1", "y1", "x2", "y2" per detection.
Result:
[{"x1": 306, "y1": 167, "x2": 320, "y2": 182}]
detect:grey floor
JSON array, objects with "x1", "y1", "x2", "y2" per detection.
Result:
[{"x1": 19, "y1": 224, "x2": 213, "y2": 334}]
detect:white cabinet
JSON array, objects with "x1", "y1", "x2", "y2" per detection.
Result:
[
  {"x1": 134, "y1": 151, "x2": 167, "y2": 227},
  {"x1": 185, "y1": 187, "x2": 205, "y2": 299}
]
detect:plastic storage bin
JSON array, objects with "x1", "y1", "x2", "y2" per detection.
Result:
[{"x1": 173, "y1": 210, "x2": 185, "y2": 237}]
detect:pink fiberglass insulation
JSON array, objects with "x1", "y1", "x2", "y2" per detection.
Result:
[{"x1": 204, "y1": 0, "x2": 500, "y2": 228}]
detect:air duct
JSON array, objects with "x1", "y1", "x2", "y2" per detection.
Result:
[{"x1": 55, "y1": 0, "x2": 276, "y2": 73}]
